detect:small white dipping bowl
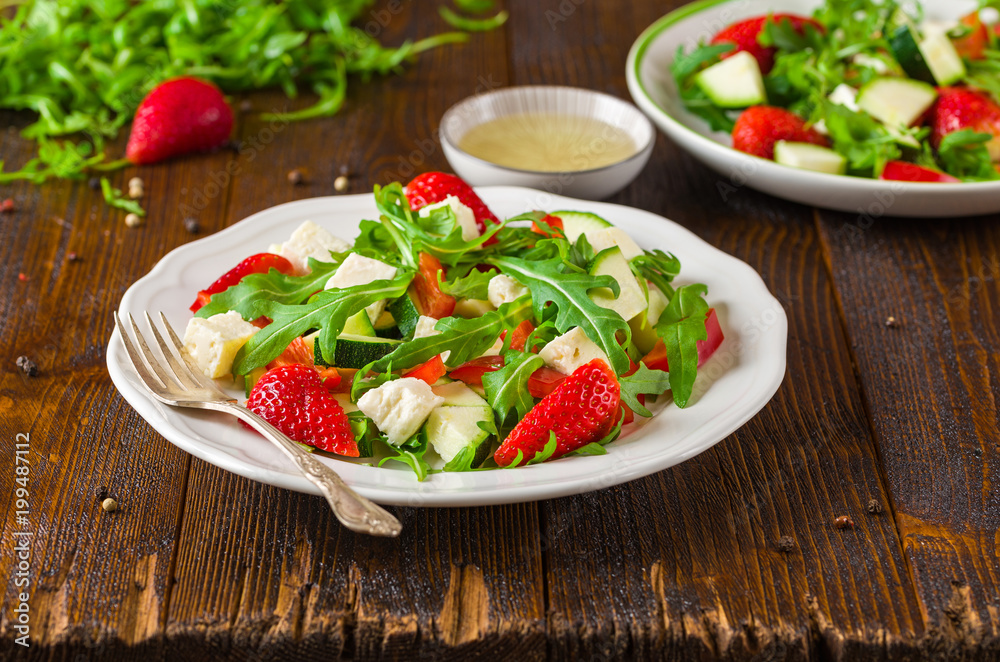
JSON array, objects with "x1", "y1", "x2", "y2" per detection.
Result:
[{"x1": 440, "y1": 86, "x2": 655, "y2": 200}]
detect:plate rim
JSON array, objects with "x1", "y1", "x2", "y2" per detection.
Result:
[{"x1": 107, "y1": 187, "x2": 789, "y2": 506}]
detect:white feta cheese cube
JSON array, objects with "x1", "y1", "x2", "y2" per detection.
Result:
[
  {"x1": 583, "y1": 227, "x2": 644, "y2": 261},
  {"x1": 538, "y1": 326, "x2": 609, "y2": 376},
  {"x1": 419, "y1": 195, "x2": 480, "y2": 241},
  {"x1": 413, "y1": 315, "x2": 449, "y2": 363},
  {"x1": 356, "y1": 377, "x2": 445, "y2": 445},
  {"x1": 828, "y1": 83, "x2": 860, "y2": 111},
  {"x1": 268, "y1": 220, "x2": 351, "y2": 274},
  {"x1": 182, "y1": 311, "x2": 259, "y2": 379},
  {"x1": 487, "y1": 274, "x2": 529, "y2": 308},
  {"x1": 325, "y1": 253, "x2": 398, "y2": 322}
]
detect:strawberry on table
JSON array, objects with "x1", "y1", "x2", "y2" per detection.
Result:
[
  {"x1": 404, "y1": 172, "x2": 499, "y2": 234},
  {"x1": 126, "y1": 77, "x2": 234, "y2": 165},
  {"x1": 732, "y1": 106, "x2": 828, "y2": 160},
  {"x1": 930, "y1": 87, "x2": 1000, "y2": 162},
  {"x1": 190, "y1": 252, "x2": 294, "y2": 312},
  {"x1": 711, "y1": 13, "x2": 821, "y2": 74},
  {"x1": 494, "y1": 358, "x2": 620, "y2": 467},
  {"x1": 245, "y1": 365, "x2": 359, "y2": 456},
  {"x1": 879, "y1": 161, "x2": 960, "y2": 183}
]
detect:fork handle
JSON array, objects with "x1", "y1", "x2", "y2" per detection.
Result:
[{"x1": 211, "y1": 402, "x2": 402, "y2": 537}]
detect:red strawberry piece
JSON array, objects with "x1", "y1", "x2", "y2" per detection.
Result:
[
  {"x1": 494, "y1": 358, "x2": 620, "y2": 467},
  {"x1": 190, "y1": 252, "x2": 294, "y2": 312},
  {"x1": 880, "y1": 161, "x2": 960, "y2": 183},
  {"x1": 245, "y1": 365, "x2": 358, "y2": 456},
  {"x1": 930, "y1": 87, "x2": 1000, "y2": 160},
  {"x1": 712, "y1": 14, "x2": 821, "y2": 74},
  {"x1": 404, "y1": 172, "x2": 499, "y2": 234},
  {"x1": 126, "y1": 77, "x2": 234, "y2": 165},
  {"x1": 732, "y1": 106, "x2": 828, "y2": 160}
]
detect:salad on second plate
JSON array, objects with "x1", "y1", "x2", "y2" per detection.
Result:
[
  {"x1": 179, "y1": 173, "x2": 724, "y2": 479},
  {"x1": 671, "y1": 0, "x2": 1000, "y2": 182}
]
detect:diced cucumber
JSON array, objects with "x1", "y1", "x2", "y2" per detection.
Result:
[
  {"x1": 856, "y1": 77, "x2": 937, "y2": 129},
  {"x1": 694, "y1": 50, "x2": 767, "y2": 109},
  {"x1": 432, "y1": 381, "x2": 490, "y2": 407},
  {"x1": 341, "y1": 310, "x2": 377, "y2": 337},
  {"x1": 889, "y1": 25, "x2": 934, "y2": 83},
  {"x1": 773, "y1": 141, "x2": 847, "y2": 175},
  {"x1": 453, "y1": 298, "x2": 494, "y2": 318},
  {"x1": 588, "y1": 247, "x2": 647, "y2": 321},
  {"x1": 372, "y1": 311, "x2": 400, "y2": 339},
  {"x1": 387, "y1": 290, "x2": 422, "y2": 338},
  {"x1": 332, "y1": 334, "x2": 401, "y2": 369},
  {"x1": 550, "y1": 210, "x2": 611, "y2": 241},
  {"x1": 424, "y1": 404, "x2": 493, "y2": 464},
  {"x1": 628, "y1": 284, "x2": 669, "y2": 354},
  {"x1": 919, "y1": 31, "x2": 966, "y2": 86},
  {"x1": 584, "y1": 227, "x2": 644, "y2": 261}
]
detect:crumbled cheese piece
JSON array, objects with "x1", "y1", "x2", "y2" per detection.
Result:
[
  {"x1": 413, "y1": 315, "x2": 449, "y2": 363},
  {"x1": 583, "y1": 227, "x2": 643, "y2": 261},
  {"x1": 419, "y1": 195, "x2": 480, "y2": 241},
  {"x1": 182, "y1": 311, "x2": 259, "y2": 379},
  {"x1": 325, "y1": 253, "x2": 398, "y2": 322},
  {"x1": 357, "y1": 377, "x2": 444, "y2": 445},
  {"x1": 268, "y1": 220, "x2": 351, "y2": 274},
  {"x1": 538, "y1": 326, "x2": 609, "y2": 376},
  {"x1": 828, "y1": 83, "x2": 860, "y2": 111},
  {"x1": 487, "y1": 274, "x2": 528, "y2": 308}
]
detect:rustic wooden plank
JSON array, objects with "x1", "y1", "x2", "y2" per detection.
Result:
[
  {"x1": 163, "y1": 4, "x2": 546, "y2": 659},
  {"x1": 0, "y1": 110, "x2": 232, "y2": 660},
  {"x1": 507, "y1": 1, "x2": 928, "y2": 658},
  {"x1": 816, "y1": 211, "x2": 1000, "y2": 658}
]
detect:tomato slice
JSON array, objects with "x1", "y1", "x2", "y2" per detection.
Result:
[
  {"x1": 530, "y1": 214, "x2": 564, "y2": 238},
  {"x1": 403, "y1": 355, "x2": 447, "y2": 385},
  {"x1": 503, "y1": 320, "x2": 535, "y2": 352},
  {"x1": 527, "y1": 367, "x2": 566, "y2": 399},
  {"x1": 641, "y1": 308, "x2": 725, "y2": 371},
  {"x1": 448, "y1": 355, "x2": 505, "y2": 387},
  {"x1": 954, "y1": 12, "x2": 990, "y2": 60},
  {"x1": 317, "y1": 367, "x2": 343, "y2": 389},
  {"x1": 267, "y1": 336, "x2": 315, "y2": 369},
  {"x1": 412, "y1": 252, "x2": 456, "y2": 319},
  {"x1": 190, "y1": 252, "x2": 294, "y2": 312}
]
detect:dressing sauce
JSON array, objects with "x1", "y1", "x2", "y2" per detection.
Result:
[{"x1": 457, "y1": 112, "x2": 638, "y2": 172}]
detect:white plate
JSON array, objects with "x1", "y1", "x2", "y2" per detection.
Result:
[
  {"x1": 626, "y1": 0, "x2": 1000, "y2": 217},
  {"x1": 107, "y1": 188, "x2": 788, "y2": 506}
]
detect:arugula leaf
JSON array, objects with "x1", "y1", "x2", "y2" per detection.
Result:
[
  {"x1": 489, "y1": 255, "x2": 632, "y2": 374},
  {"x1": 567, "y1": 442, "x2": 608, "y2": 456},
  {"x1": 234, "y1": 274, "x2": 413, "y2": 374},
  {"x1": 619, "y1": 363, "x2": 672, "y2": 417},
  {"x1": 655, "y1": 284, "x2": 710, "y2": 408},
  {"x1": 440, "y1": 267, "x2": 497, "y2": 299},
  {"x1": 346, "y1": 410, "x2": 379, "y2": 458},
  {"x1": 821, "y1": 101, "x2": 900, "y2": 176},
  {"x1": 526, "y1": 432, "x2": 560, "y2": 465},
  {"x1": 196, "y1": 259, "x2": 340, "y2": 319},
  {"x1": 933, "y1": 129, "x2": 1000, "y2": 181},
  {"x1": 670, "y1": 42, "x2": 733, "y2": 80},
  {"x1": 482, "y1": 350, "x2": 545, "y2": 425},
  {"x1": 439, "y1": 7, "x2": 508, "y2": 31},
  {"x1": 100, "y1": 176, "x2": 145, "y2": 216},
  {"x1": 443, "y1": 420, "x2": 497, "y2": 472},
  {"x1": 632, "y1": 249, "x2": 680, "y2": 300},
  {"x1": 378, "y1": 432, "x2": 432, "y2": 481},
  {"x1": 670, "y1": 43, "x2": 739, "y2": 133}
]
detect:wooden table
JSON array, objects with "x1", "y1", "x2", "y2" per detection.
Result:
[{"x1": 2, "y1": 1, "x2": 998, "y2": 659}]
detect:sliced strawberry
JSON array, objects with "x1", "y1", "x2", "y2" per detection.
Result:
[
  {"x1": 404, "y1": 172, "x2": 499, "y2": 234},
  {"x1": 732, "y1": 106, "x2": 828, "y2": 160},
  {"x1": 494, "y1": 358, "x2": 620, "y2": 467},
  {"x1": 190, "y1": 253, "x2": 294, "y2": 312},
  {"x1": 403, "y1": 355, "x2": 447, "y2": 385},
  {"x1": 711, "y1": 14, "x2": 821, "y2": 74},
  {"x1": 930, "y1": 87, "x2": 1000, "y2": 161},
  {"x1": 126, "y1": 77, "x2": 233, "y2": 165},
  {"x1": 412, "y1": 252, "x2": 456, "y2": 319},
  {"x1": 245, "y1": 365, "x2": 358, "y2": 456},
  {"x1": 879, "y1": 161, "x2": 960, "y2": 183}
]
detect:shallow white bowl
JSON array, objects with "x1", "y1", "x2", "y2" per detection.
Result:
[
  {"x1": 626, "y1": 0, "x2": 1000, "y2": 217},
  {"x1": 440, "y1": 86, "x2": 655, "y2": 200}
]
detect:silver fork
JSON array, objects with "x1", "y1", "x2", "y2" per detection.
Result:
[{"x1": 114, "y1": 311, "x2": 402, "y2": 537}]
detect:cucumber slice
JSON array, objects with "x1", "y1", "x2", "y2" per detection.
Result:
[
  {"x1": 342, "y1": 310, "x2": 377, "y2": 337},
  {"x1": 432, "y1": 381, "x2": 490, "y2": 407},
  {"x1": 588, "y1": 247, "x2": 647, "y2": 321},
  {"x1": 424, "y1": 404, "x2": 494, "y2": 464},
  {"x1": 373, "y1": 311, "x2": 399, "y2": 339},
  {"x1": 387, "y1": 291, "x2": 422, "y2": 338},
  {"x1": 628, "y1": 284, "x2": 669, "y2": 354},
  {"x1": 551, "y1": 210, "x2": 611, "y2": 241},
  {"x1": 773, "y1": 141, "x2": 847, "y2": 175},
  {"x1": 856, "y1": 77, "x2": 937, "y2": 129},
  {"x1": 889, "y1": 25, "x2": 935, "y2": 83},
  {"x1": 453, "y1": 297, "x2": 494, "y2": 318},
  {"x1": 694, "y1": 50, "x2": 767, "y2": 109},
  {"x1": 244, "y1": 366, "x2": 268, "y2": 398},
  {"x1": 332, "y1": 334, "x2": 401, "y2": 369},
  {"x1": 919, "y1": 31, "x2": 966, "y2": 86}
]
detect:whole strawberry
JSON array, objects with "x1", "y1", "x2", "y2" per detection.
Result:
[
  {"x1": 494, "y1": 358, "x2": 620, "y2": 467},
  {"x1": 404, "y1": 172, "x2": 499, "y2": 233},
  {"x1": 732, "y1": 106, "x2": 828, "y2": 160},
  {"x1": 246, "y1": 364, "x2": 358, "y2": 456},
  {"x1": 126, "y1": 77, "x2": 233, "y2": 165},
  {"x1": 931, "y1": 87, "x2": 1000, "y2": 161},
  {"x1": 712, "y1": 14, "x2": 821, "y2": 74}
]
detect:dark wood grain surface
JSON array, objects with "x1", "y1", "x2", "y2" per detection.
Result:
[{"x1": 1, "y1": 1, "x2": 998, "y2": 660}]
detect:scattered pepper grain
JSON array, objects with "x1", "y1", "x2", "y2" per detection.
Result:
[
  {"x1": 834, "y1": 515, "x2": 854, "y2": 529},
  {"x1": 867, "y1": 499, "x2": 882, "y2": 514},
  {"x1": 287, "y1": 168, "x2": 305, "y2": 185},
  {"x1": 184, "y1": 217, "x2": 201, "y2": 234},
  {"x1": 0, "y1": 198, "x2": 15, "y2": 213},
  {"x1": 334, "y1": 175, "x2": 349, "y2": 192},
  {"x1": 125, "y1": 213, "x2": 142, "y2": 228},
  {"x1": 885, "y1": 316, "x2": 898, "y2": 327},
  {"x1": 16, "y1": 356, "x2": 38, "y2": 377},
  {"x1": 102, "y1": 498, "x2": 118, "y2": 512},
  {"x1": 777, "y1": 536, "x2": 795, "y2": 552}
]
